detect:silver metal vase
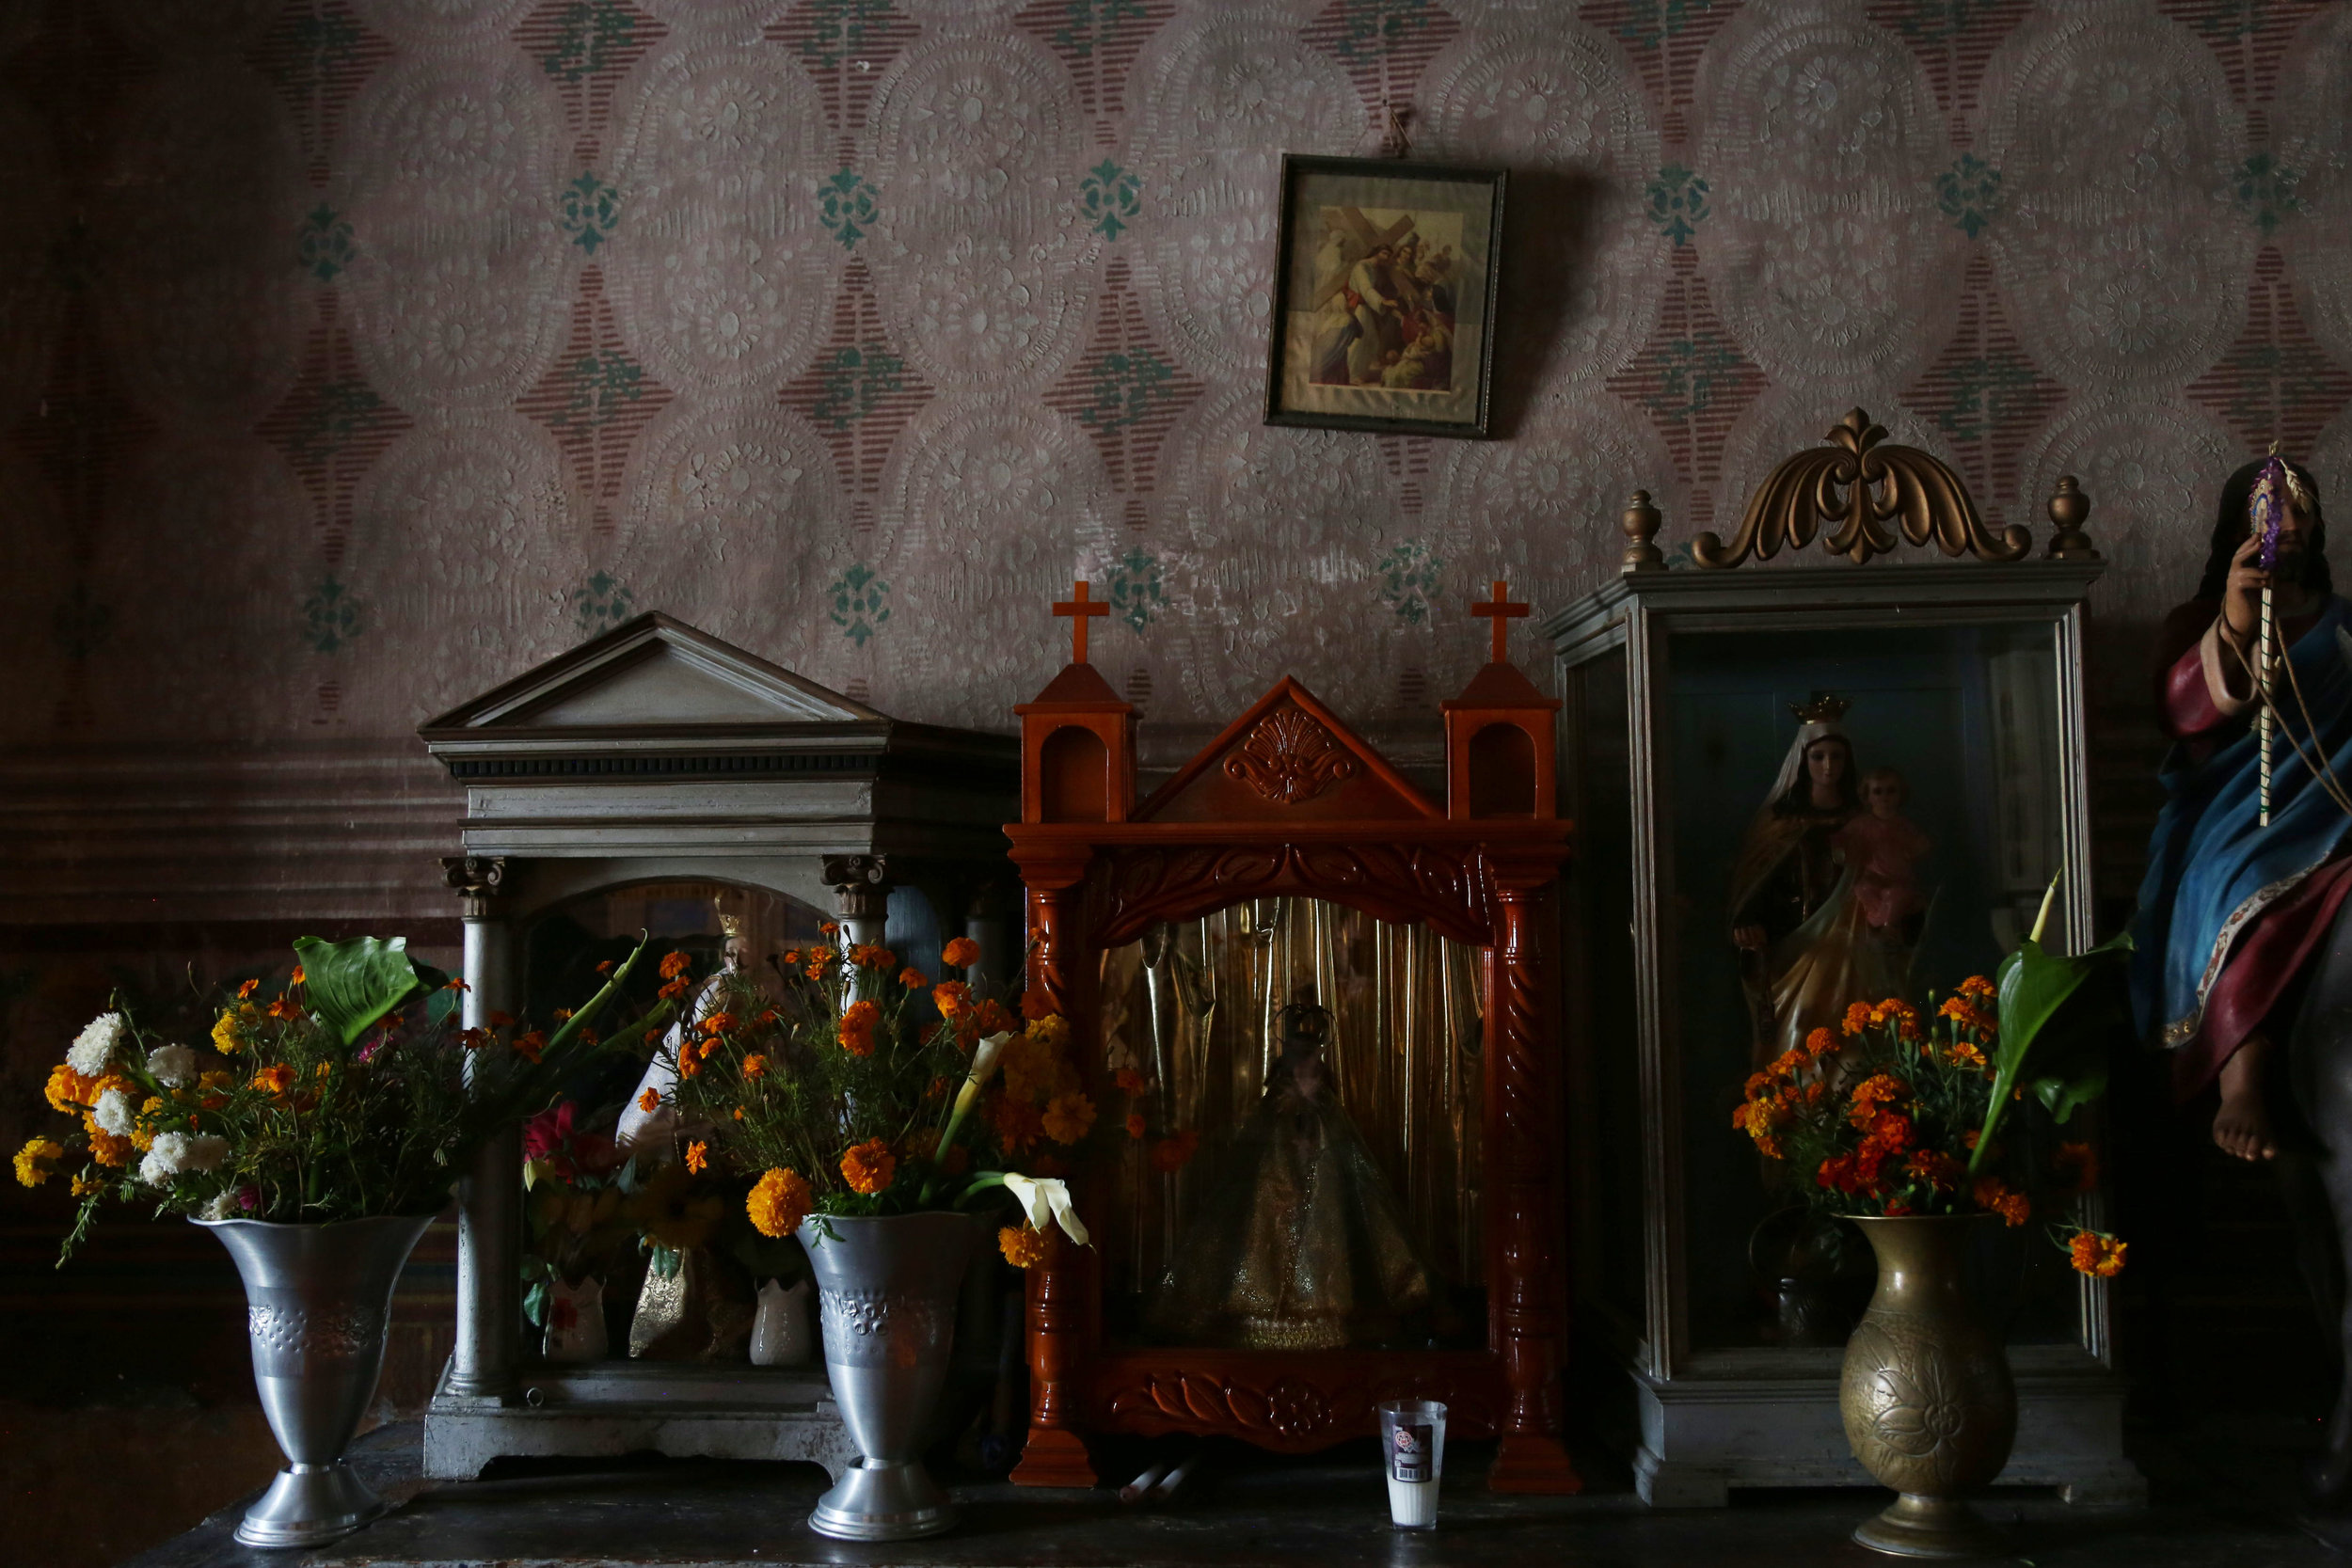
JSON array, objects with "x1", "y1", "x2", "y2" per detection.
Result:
[
  {"x1": 199, "y1": 1212, "x2": 434, "y2": 1549},
  {"x1": 799, "y1": 1210, "x2": 976, "y2": 1541}
]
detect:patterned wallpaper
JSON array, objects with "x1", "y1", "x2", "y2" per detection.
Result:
[{"x1": 3, "y1": 0, "x2": 2351, "y2": 823}]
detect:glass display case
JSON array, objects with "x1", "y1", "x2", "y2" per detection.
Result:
[
  {"x1": 415, "y1": 614, "x2": 1018, "y2": 1480},
  {"x1": 1546, "y1": 413, "x2": 2140, "y2": 1506}
]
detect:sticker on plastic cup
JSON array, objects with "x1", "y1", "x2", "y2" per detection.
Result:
[{"x1": 1391, "y1": 1422, "x2": 1435, "y2": 1482}]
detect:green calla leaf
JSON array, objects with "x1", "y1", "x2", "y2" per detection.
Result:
[
  {"x1": 1971, "y1": 922, "x2": 2131, "y2": 1172},
  {"x1": 294, "y1": 935, "x2": 424, "y2": 1047}
]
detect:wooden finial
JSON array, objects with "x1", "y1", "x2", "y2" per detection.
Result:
[
  {"x1": 2044, "y1": 474, "x2": 2097, "y2": 561},
  {"x1": 1621, "y1": 490, "x2": 1663, "y2": 573},
  {"x1": 1053, "y1": 580, "x2": 1110, "y2": 665},
  {"x1": 1470, "y1": 578, "x2": 1531, "y2": 664}
]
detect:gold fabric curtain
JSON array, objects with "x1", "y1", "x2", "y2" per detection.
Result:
[{"x1": 1094, "y1": 897, "x2": 1485, "y2": 1301}]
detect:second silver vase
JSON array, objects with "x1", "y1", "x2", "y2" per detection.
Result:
[{"x1": 799, "y1": 1210, "x2": 975, "y2": 1541}]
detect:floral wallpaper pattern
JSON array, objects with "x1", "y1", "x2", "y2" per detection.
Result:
[{"x1": 3, "y1": 0, "x2": 2350, "y2": 774}]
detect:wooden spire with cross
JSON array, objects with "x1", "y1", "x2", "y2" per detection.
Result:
[
  {"x1": 1054, "y1": 580, "x2": 1111, "y2": 666},
  {"x1": 1471, "y1": 578, "x2": 1531, "y2": 665}
]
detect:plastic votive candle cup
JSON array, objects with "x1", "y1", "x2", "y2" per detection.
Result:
[{"x1": 1378, "y1": 1399, "x2": 1446, "y2": 1528}]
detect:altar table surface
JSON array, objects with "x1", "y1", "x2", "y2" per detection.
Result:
[{"x1": 128, "y1": 1422, "x2": 2347, "y2": 1568}]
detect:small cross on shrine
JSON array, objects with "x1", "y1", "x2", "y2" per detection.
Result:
[
  {"x1": 1054, "y1": 579, "x2": 1111, "y2": 665},
  {"x1": 1471, "y1": 578, "x2": 1530, "y2": 664}
]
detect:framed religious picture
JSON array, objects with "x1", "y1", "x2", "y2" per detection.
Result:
[{"x1": 1263, "y1": 154, "x2": 1506, "y2": 439}]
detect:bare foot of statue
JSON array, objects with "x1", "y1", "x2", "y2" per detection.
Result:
[{"x1": 2215, "y1": 1033, "x2": 2280, "y2": 1162}]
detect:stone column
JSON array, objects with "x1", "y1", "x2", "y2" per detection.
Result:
[
  {"x1": 964, "y1": 880, "x2": 1011, "y2": 1003},
  {"x1": 444, "y1": 855, "x2": 518, "y2": 1400},
  {"x1": 821, "y1": 853, "x2": 891, "y2": 999}
]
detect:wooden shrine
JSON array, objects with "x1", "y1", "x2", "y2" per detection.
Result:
[{"x1": 1003, "y1": 583, "x2": 1579, "y2": 1492}]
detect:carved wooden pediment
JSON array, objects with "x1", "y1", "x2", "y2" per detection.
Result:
[{"x1": 1132, "y1": 678, "x2": 1439, "y2": 825}]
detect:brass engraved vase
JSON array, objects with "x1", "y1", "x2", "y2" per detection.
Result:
[{"x1": 1840, "y1": 1215, "x2": 2015, "y2": 1559}]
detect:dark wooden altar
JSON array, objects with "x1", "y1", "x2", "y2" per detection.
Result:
[{"x1": 1003, "y1": 583, "x2": 1578, "y2": 1493}]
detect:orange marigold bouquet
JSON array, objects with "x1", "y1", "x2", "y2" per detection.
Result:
[
  {"x1": 19, "y1": 935, "x2": 668, "y2": 1263},
  {"x1": 649, "y1": 930, "x2": 1089, "y2": 1259},
  {"x1": 1736, "y1": 976, "x2": 2126, "y2": 1278}
]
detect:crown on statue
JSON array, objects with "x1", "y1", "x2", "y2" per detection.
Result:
[
  {"x1": 715, "y1": 906, "x2": 744, "y2": 939},
  {"x1": 1789, "y1": 693, "x2": 1851, "y2": 726}
]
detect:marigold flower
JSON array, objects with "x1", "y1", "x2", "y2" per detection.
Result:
[
  {"x1": 2067, "y1": 1230, "x2": 2127, "y2": 1277},
  {"x1": 1027, "y1": 1012, "x2": 1072, "y2": 1050},
  {"x1": 1115, "y1": 1068, "x2": 1149, "y2": 1096},
  {"x1": 596, "y1": 960, "x2": 613, "y2": 975},
  {"x1": 820, "y1": 921, "x2": 840, "y2": 938},
  {"x1": 288, "y1": 965, "x2": 306, "y2": 986},
  {"x1": 899, "y1": 968, "x2": 926, "y2": 990},
  {"x1": 747, "y1": 1167, "x2": 813, "y2": 1238},
  {"x1": 13, "y1": 1137, "x2": 64, "y2": 1188},
  {"x1": 1842, "y1": 1000, "x2": 1874, "y2": 1037},
  {"x1": 678, "y1": 1051, "x2": 701, "y2": 1080},
  {"x1": 1021, "y1": 987, "x2": 1057, "y2": 1022},
  {"x1": 84, "y1": 1122, "x2": 132, "y2": 1167},
  {"x1": 1126, "y1": 1112, "x2": 1147, "y2": 1140},
  {"x1": 660, "y1": 976, "x2": 691, "y2": 1003},
  {"x1": 1042, "y1": 1091, "x2": 1097, "y2": 1146},
  {"x1": 933, "y1": 980, "x2": 973, "y2": 1019},
  {"x1": 805, "y1": 957, "x2": 828, "y2": 981},
  {"x1": 249, "y1": 1064, "x2": 295, "y2": 1101},
  {"x1": 210, "y1": 1013, "x2": 243, "y2": 1055},
  {"x1": 943, "y1": 937, "x2": 982, "y2": 970},
  {"x1": 1803, "y1": 1027, "x2": 1835, "y2": 1059},
  {"x1": 45, "y1": 1063, "x2": 96, "y2": 1113},
  {"x1": 850, "y1": 945, "x2": 896, "y2": 972},
  {"x1": 991, "y1": 1094, "x2": 1045, "y2": 1152},
  {"x1": 1958, "y1": 974, "x2": 1995, "y2": 1001},
  {"x1": 1847, "y1": 1073, "x2": 1908, "y2": 1127},
  {"x1": 1903, "y1": 1150, "x2": 1963, "y2": 1193},
  {"x1": 638, "y1": 1086, "x2": 660, "y2": 1114},
  {"x1": 132, "y1": 1096, "x2": 164, "y2": 1153},
  {"x1": 237, "y1": 979, "x2": 260, "y2": 1000},
  {"x1": 490, "y1": 1010, "x2": 516, "y2": 1028},
  {"x1": 685, "y1": 1140, "x2": 708, "y2": 1175},
  {"x1": 700, "y1": 1012, "x2": 736, "y2": 1036},
  {"x1": 514, "y1": 1030, "x2": 548, "y2": 1065},
  {"x1": 71, "y1": 1174, "x2": 103, "y2": 1197},
  {"x1": 1971, "y1": 1176, "x2": 2029, "y2": 1227},
  {"x1": 660, "y1": 951, "x2": 691, "y2": 980},
  {"x1": 1152, "y1": 1129, "x2": 1203, "y2": 1172},
  {"x1": 741, "y1": 1053, "x2": 769, "y2": 1081},
  {"x1": 1945, "y1": 1038, "x2": 1988, "y2": 1070},
  {"x1": 975, "y1": 998, "x2": 1018, "y2": 1036},
  {"x1": 837, "y1": 999, "x2": 881, "y2": 1057},
  {"x1": 734, "y1": 1107, "x2": 745, "y2": 1120},
  {"x1": 999, "y1": 1223, "x2": 1048, "y2": 1268},
  {"x1": 552, "y1": 1008, "x2": 574, "y2": 1023},
  {"x1": 841, "y1": 1138, "x2": 897, "y2": 1195},
  {"x1": 2052, "y1": 1141, "x2": 2099, "y2": 1196}
]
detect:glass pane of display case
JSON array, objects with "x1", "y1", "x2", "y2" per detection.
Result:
[
  {"x1": 1088, "y1": 898, "x2": 1487, "y2": 1352},
  {"x1": 1663, "y1": 623, "x2": 2080, "y2": 1352}
]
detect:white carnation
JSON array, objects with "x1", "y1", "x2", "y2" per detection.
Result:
[
  {"x1": 138, "y1": 1132, "x2": 226, "y2": 1187},
  {"x1": 200, "y1": 1192, "x2": 237, "y2": 1221},
  {"x1": 68, "y1": 1012, "x2": 125, "y2": 1077},
  {"x1": 93, "y1": 1087, "x2": 136, "y2": 1136},
  {"x1": 147, "y1": 1044, "x2": 197, "y2": 1088}
]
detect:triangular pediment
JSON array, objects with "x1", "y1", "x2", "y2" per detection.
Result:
[
  {"x1": 1134, "y1": 678, "x2": 1439, "y2": 824},
  {"x1": 421, "y1": 613, "x2": 882, "y2": 735}
]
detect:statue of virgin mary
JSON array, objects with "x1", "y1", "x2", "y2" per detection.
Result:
[{"x1": 1728, "y1": 696, "x2": 1900, "y2": 1067}]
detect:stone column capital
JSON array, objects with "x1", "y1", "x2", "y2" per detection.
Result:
[{"x1": 441, "y1": 855, "x2": 508, "y2": 919}]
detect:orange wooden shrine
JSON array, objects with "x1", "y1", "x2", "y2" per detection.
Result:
[{"x1": 1004, "y1": 581, "x2": 1579, "y2": 1493}]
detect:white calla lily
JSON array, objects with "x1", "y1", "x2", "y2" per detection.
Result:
[
  {"x1": 955, "y1": 1030, "x2": 1015, "y2": 1116},
  {"x1": 1001, "y1": 1173, "x2": 1089, "y2": 1247}
]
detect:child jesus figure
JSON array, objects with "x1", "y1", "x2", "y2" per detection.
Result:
[{"x1": 1834, "y1": 766, "x2": 1931, "y2": 939}]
